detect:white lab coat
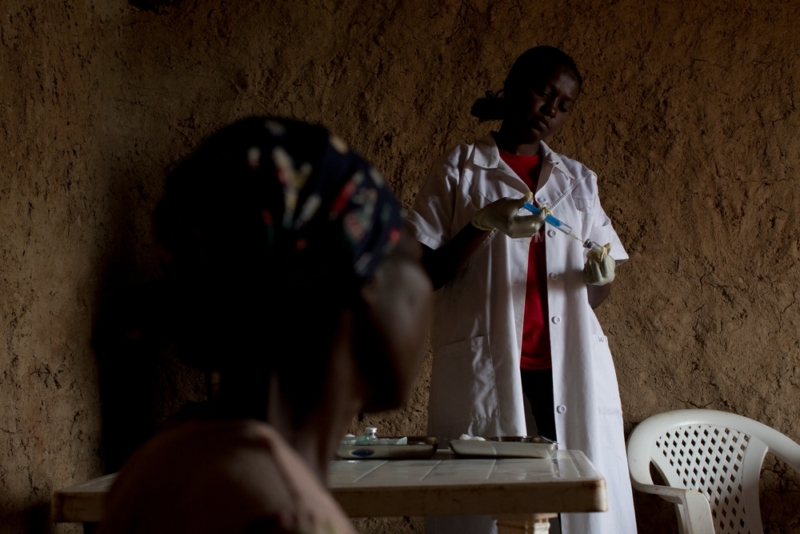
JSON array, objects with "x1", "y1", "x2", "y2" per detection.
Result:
[{"x1": 408, "y1": 134, "x2": 637, "y2": 534}]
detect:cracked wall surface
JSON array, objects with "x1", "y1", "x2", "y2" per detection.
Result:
[{"x1": 3, "y1": 0, "x2": 800, "y2": 533}]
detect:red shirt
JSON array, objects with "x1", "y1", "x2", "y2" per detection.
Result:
[{"x1": 498, "y1": 150, "x2": 552, "y2": 371}]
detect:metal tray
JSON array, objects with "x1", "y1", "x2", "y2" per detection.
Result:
[
  {"x1": 449, "y1": 436, "x2": 557, "y2": 459},
  {"x1": 337, "y1": 436, "x2": 438, "y2": 460}
]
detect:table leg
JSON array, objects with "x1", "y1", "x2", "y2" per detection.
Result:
[{"x1": 495, "y1": 514, "x2": 556, "y2": 534}]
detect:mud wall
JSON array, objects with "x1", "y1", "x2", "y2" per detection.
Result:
[{"x1": 3, "y1": 0, "x2": 800, "y2": 532}]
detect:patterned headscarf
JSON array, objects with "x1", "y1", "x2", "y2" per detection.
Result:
[{"x1": 156, "y1": 117, "x2": 405, "y2": 284}]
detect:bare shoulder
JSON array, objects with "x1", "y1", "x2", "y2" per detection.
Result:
[
  {"x1": 103, "y1": 420, "x2": 354, "y2": 534},
  {"x1": 204, "y1": 421, "x2": 296, "y2": 514}
]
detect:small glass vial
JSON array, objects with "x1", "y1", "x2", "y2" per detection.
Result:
[{"x1": 356, "y1": 427, "x2": 378, "y2": 444}]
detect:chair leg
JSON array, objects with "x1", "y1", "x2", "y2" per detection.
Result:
[{"x1": 496, "y1": 514, "x2": 557, "y2": 533}]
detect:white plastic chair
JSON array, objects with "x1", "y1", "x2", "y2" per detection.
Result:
[{"x1": 627, "y1": 409, "x2": 800, "y2": 534}]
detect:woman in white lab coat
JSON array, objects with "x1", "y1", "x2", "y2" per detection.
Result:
[{"x1": 408, "y1": 46, "x2": 637, "y2": 533}]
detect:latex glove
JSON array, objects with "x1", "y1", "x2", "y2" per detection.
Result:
[
  {"x1": 583, "y1": 243, "x2": 615, "y2": 285},
  {"x1": 471, "y1": 192, "x2": 550, "y2": 238}
]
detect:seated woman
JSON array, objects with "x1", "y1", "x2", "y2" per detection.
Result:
[{"x1": 98, "y1": 117, "x2": 433, "y2": 534}]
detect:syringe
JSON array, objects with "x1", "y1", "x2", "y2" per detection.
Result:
[
  {"x1": 523, "y1": 202, "x2": 604, "y2": 254},
  {"x1": 523, "y1": 202, "x2": 573, "y2": 236}
]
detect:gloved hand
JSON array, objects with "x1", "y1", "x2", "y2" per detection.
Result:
[
  {"x1": 471, "y1": 192, "x2": 550, "y2": 238},
  {"x1": 583, "y1": 243, "x2": 615, "y2": 285}
]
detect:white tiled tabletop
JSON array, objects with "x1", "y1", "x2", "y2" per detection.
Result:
[
  {"x1": 328, "y1": 450, "x2": 606, "y2": 517},
  {"x1": 52, "y1": 450, "x2": 606, "y2": 523}
]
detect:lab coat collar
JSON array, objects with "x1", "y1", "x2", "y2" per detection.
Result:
[
  {"x1": 473, "y1": 134, "x2": 502, "y2": 169},
  {"x1": 539, "y1": 141, "x2": 576, "y2": 181},
  {"x1": 473, "y1": 134, "x2": 576, "y2": 182}
]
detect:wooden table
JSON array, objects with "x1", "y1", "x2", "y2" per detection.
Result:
[{"x1": 53, "y1": 450, "x2": 607, "y2": 533}]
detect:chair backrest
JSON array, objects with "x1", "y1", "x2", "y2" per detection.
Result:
[{"x1": 628, "y1": 410, "x2": 800, "y2": 534}]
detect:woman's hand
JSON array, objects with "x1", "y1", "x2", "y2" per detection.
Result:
[
  {"x1": 583, "y1": 243, "x2": 615, "y2": 286},
  {"x1": 471, "y1": 192, "x2": 549, "y2": 238}
]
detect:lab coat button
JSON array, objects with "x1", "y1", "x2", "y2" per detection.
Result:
[
  {"x1": 551, "y1": 316, "x2": 561, "y2": 325},
  {"x1": 547, "y1": 229, "x2": 556, "y2": 238},
  {"x1": 549, "y1": 272, "x2": 558, "y2": 280},
  {"x1": 536, "y1": 197, "x2": 546, "y2": 203},
  {"x1": 557, "y1": 405, "x2": 567, "y2": 414}
]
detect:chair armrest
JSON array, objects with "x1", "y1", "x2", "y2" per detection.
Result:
[{"x1": 633, "y1": 483, "x2": 715, "y2": 534}]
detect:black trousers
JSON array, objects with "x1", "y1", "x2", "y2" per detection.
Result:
[
  {"x1": 521, "y1": 368, "x2": 562, "y2": 533},
  {"x1": 520, "y1": 368, "x2": 557, "y2": 441}
]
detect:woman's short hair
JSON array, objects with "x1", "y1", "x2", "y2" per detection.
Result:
[{"x1": 471, "y1": 46, "x2": 583, "y2": 121}]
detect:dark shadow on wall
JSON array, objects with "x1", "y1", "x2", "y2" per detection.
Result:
[
  {"x1": 129, "y1": 0, "x2": 184, "y2": 13},
  {"x1": 91, "y1": 166, "x2": 206, "y2": 473},
  {"x1": 2, "y1": 503, "x2": 50, "y2": 534},
  {"x1": 93, "y1": 280, "x2": 206, "y2": 472}
]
